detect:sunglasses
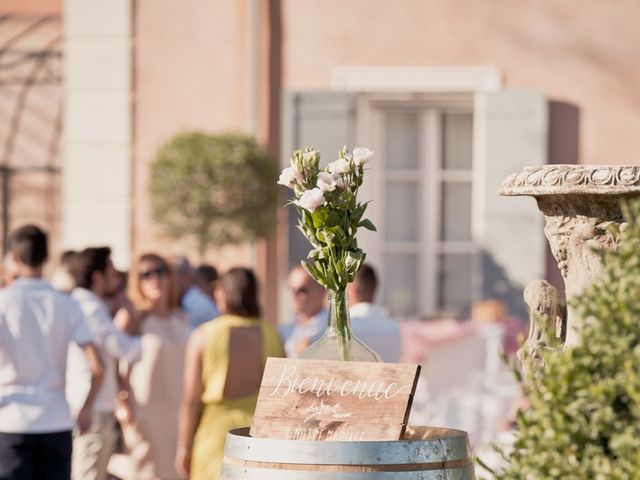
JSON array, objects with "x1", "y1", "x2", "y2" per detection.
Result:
[
  {"x1": 290, "y1": 286, "x2": 309, "y2": 295},
  {"x1": 139, "y1": 266, "x2": 167, "y2": 281}
]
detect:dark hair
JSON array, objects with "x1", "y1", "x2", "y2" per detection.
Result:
[
  {"x1": 8, "y1": 224, "x2": 48, "y2": 268},
  {"x1": 72, "y1": 247, "x2": 112, "y2": 289},
  {"x1": 195, "y1": 264, "x2": 218, "y2": 284},
  {"x1": 354, "y1": 263, "x2": 377, "y2": 300},
  {"x1": 220, "y1": 267, "x2": 260, "y2": 318},
  {"x1": 60, "y1": 250, "x2": 78, "y2": 265}
]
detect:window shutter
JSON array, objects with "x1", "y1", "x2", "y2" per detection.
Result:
[
  {"x1": 474, "y1": 90, "x2": 548, "y2": 318},
  {"x1": 282, "y1": 92, "x2": 357, "y2": 269}
]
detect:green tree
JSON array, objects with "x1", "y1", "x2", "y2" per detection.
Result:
[
  {"x1": 484, "y1": 200, "x2": 640, "y2": 479},
  {"x1": 149, "y1": 132, "x2": 278, "y2": 255}
]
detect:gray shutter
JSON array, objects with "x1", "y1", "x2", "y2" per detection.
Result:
[
  {"x1": 282, "y1": 92, "x2": 357, "y2": 269},
  {"x1": 474, "y1": 90, "x2": 548, "y2": 319}
]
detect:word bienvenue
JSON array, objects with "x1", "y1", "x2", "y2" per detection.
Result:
[{"x1": 268, "y1": 365, "x2": 412, "y2": 401}]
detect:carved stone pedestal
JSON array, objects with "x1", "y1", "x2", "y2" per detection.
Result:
[{"x1": 500, "y1": 165, "x2": 640, "y2": 345}]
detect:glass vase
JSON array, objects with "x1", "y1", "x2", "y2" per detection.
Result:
[{"x1": 300, "y1": 289, "x2": 382, "y2": 362}]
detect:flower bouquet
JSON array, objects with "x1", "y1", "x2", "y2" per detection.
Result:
[{"x1": 278, "y1": 146, "x2": 381, "y2": 361}]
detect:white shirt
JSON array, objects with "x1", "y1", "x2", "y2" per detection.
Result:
[
  {"x1": 66, "y1": 288, "x2": 142, "y2": 414},
  {"x1": 350, "y1": 303, "x2": 402, "y2": 363},
  {"x1": 279, "y1": 308, "x2": 327, "y2": 358},
  {"x1": 0, "y1": 278, "x2": 93, "y2": 433},
  {"x1": 182, "y1": 286, "x2": 219, "y2": 329}
]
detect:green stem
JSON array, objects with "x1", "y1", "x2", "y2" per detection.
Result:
[{"x1": 330, "y1": 289, "x2": 351, "y2": 361}]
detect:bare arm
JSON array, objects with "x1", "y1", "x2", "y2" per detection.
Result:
[
  {"x1": 76, "y1": 342, "x2": 105, "y2": 434},
  {"x1": 175, "y1": 329, "x2": 205, "y2": 478},
  {"x1": 114, "y1": 307, "x2": 140, "y2": 426}
]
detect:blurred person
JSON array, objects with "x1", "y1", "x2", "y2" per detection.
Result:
[
  {"x1": 347, "y1": 264, "x2": 402, "y2": 362},
  {"x1": 170, "y1": 256, "x2": 219, "y2": 329},
  {"x1": 175, "y1": 268, "x2": 284, "y2": 480},
  {"x1": 0, "y1": 225, "x2": 104, "y2": 480},
  {"x1": 115, "y1": 253, "x2": 190, "y2": 480},
  {"x1": 66, "y1": 247, "x2": 142, "y2": 480},
  {"x1": 50, "y1": 250, "x2": 78, "y2": 293},
  {"x1": 279, "y1": 265, "x2": 327, "y2": 358},
  {"x1": 194, "y1": 263, "x2": 218, "y2": 301},
  {"x1": 105, "y1": 270, "x2": 132, "y2": 317}
]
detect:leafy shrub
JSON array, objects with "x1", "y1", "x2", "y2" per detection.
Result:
[{"x1": 150, "y1": 132, "x2": 278, "y2": 253}]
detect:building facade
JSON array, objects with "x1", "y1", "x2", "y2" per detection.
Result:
[{"x1": 2, "y1": 0, "x2": 639, "y2": 322}]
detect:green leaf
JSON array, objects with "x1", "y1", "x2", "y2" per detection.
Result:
[
  {"x1": 358, "y1": 218, "x2": 377, "y2": 231},
  {"x1": 311, "y1": 208, "x2": 329, "y2": 228}
]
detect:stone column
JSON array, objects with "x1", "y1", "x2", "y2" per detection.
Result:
[
  {"x1": 63, "y1": 0, "x2": 132, "y2": 267},
  {"x1": 500, "y1": 165, "x2": 640, "y2": 345}
]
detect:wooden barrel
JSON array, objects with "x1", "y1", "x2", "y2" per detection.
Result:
[{"x1": 221, "y1": 426, "x2": 475, "y2": 479}]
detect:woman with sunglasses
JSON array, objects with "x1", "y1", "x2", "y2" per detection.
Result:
[
  {"x1": 115, "y1": 253, "x2": 190, "y2": 479},
  {"x1": 175, "y1": 267, "x2": 284, "y2": 480}
]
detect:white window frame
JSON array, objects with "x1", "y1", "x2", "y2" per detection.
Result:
[
  {"x1": 362, "y1": 100, "x2": 476, "y2": 317},
  {"x1": 338, "y1": 67, "x2": 502, "y2": 318}
]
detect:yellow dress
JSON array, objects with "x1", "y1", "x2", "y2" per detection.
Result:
[{"x1": 190, "y1": 315, "x2": 284, "y2": 480}]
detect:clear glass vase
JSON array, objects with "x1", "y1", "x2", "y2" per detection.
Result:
[{"x1": 300, "y1": 289, "x2": 382, "y2": 362}]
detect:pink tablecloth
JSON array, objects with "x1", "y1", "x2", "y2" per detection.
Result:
[
  {"x1": 399, "y1": 317, "x2": 526, "y2": 364},
  {"x1": 399, "y1": 319, "x2": 477, "y2": 364}
]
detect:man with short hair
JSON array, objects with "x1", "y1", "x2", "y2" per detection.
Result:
[
  {"x1": 347, "y1": 264, "x2": 402, "y2": 362},
  {"x1": 67, "y1": 247, "x2": 142, "y2": 480},
  {"x1": 171, "y1": 255, "x2": 219, "y2": 329},
  {"x1": 279, "y1": 266, "x2": 327, "y2": 358},
  {"x1": 0, "y1": 225, "x2": 104, "y2": 480},
  {"x1": 194, "y1": 263, "x2": 218, "y2": 301}
]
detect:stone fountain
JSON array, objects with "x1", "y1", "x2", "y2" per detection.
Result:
[{"x1": 500, "y1": 164, "x2": 640, "y2": 346}]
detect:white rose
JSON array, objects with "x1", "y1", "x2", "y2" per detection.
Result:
[
  {"x1": 296, "y1": 188, "x2": 326, "y2": 212},
  {"x1": 332, "y1": 172, "x2": 347, "y2": 189},
  {"x1": 317, "y1": 172, "x2": 338, "y2": 192},
  {"x1": 277, "y1": 165, "x2": 303, "y2": 188},
  {"x1": 352, "y1": 147, "x2": 374, "y2": 166},
  {"x1": 327, "y1": 158, "x2": 350, "y2": 174}
]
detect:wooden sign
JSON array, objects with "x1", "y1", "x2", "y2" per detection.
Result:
[{"x1": 250, "y1": 358, "x2": 421, "y2": 441}]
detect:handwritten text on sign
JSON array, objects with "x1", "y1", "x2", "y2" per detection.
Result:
[{"x1": 250, "y1": 358, "x2": 421, "y2": 441}]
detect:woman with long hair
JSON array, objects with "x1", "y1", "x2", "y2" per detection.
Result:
[
  {"x1": 116, "y1": 253, "x2": 190, "y2": 479},
  {"x1": 175, "y1": 267, "x2": 284, "y2": 480}
]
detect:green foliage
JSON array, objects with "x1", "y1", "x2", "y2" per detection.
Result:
[
  {"x1": 489, "y1": 200, "x2": 640, "y2": 479},
  {"x1": 149, "y1": 132, "x2": 278, "y2": 254}
]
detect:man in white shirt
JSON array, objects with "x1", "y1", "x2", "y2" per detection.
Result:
[
  {"x1": 67, "y1": 247, "x2": 142, "y2": 480},
  {"x1": 171, "y1": 256, "x2": 219, "y2": 329},
  {"x1": 0, "y1": 225, "x2": 104, "y2": 480},
  {"x1": 279, "y1": 266, "x2": 327, "y2": 358},
  {"x1": 347, "y1": 264, "x2": 402, "y2": 362}
]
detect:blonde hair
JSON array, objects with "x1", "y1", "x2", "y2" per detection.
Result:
[{"x1": 129, "y1": 253, "x2": 180, "y2": 312}]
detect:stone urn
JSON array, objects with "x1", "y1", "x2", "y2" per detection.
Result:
[{"x1": 500, "y1": 164, "x2": 640, "y2": 346}]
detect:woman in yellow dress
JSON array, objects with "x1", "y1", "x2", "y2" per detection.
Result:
[{"x1": 175, "y1": 267, "x2": 284, "y2": 480}]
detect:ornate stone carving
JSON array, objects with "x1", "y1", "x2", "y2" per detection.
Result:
[
  {"x1": 501, "y1": 165, "x2": 639, "y2": 345},
  {"x1": 500, "y1": 165, "x2": 640, "y2": 196},
  {"x1": 519, "y1": 280, "x2": 565, "y2": 369}
]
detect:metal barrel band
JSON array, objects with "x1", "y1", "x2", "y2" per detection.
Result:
[{"x1": 223, "y1": 456, "x2": 472, "y2": 472}]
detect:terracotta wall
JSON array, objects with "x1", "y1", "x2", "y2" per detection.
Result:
[
  {"x1": 0, "y1": 11, "x2": 63, "y2": 262},
  {"x1": 282, "y1": 0, "x2": 640, "y2": 166},
  {"x1": 133, "y1": 0, "x2": 253, "y2": 268},
  {"x1": 0, "y1": 0, "x2": 60, "y2": 15},
  {"x1": 133, "y1": 0, "x2": 640, "y2": 267}
]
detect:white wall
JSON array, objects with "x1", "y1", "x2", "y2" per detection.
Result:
[{"x1": 62, "y1": 0, "x2": 132, "y2": 268}]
